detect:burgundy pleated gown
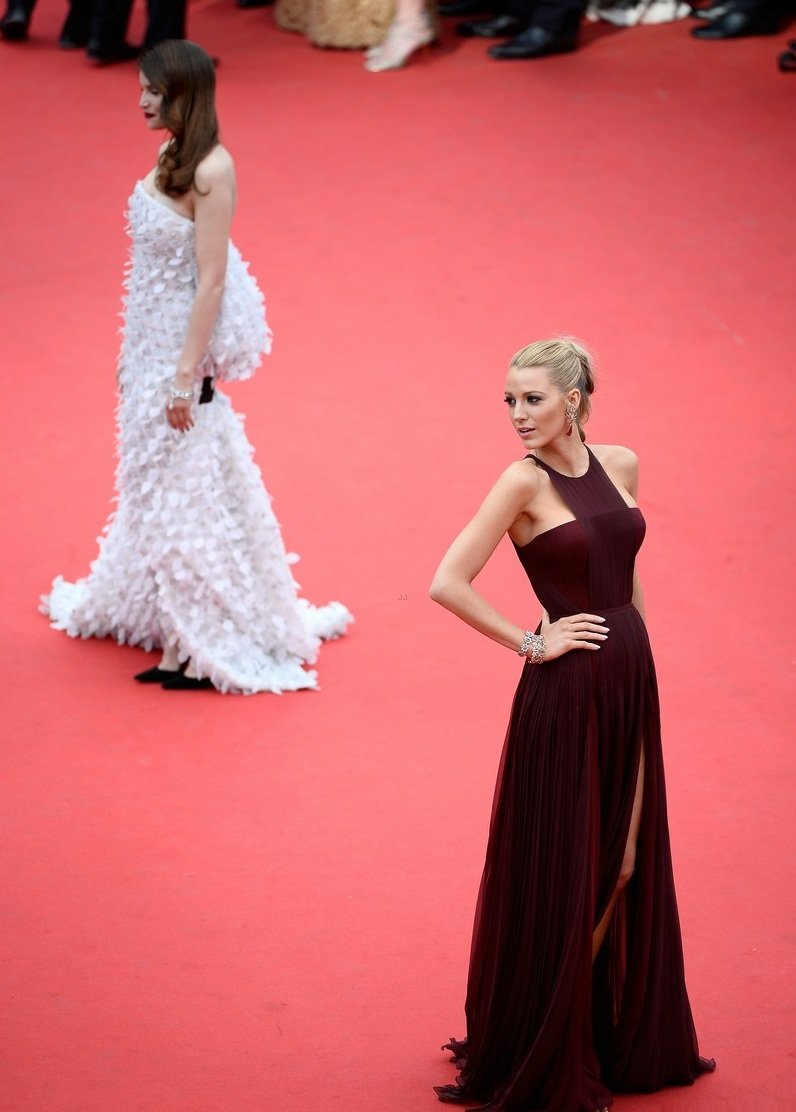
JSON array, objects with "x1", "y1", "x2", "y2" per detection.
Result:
[{"x1": 436, "y1": 450, "x2": 714, "y2": 1112}]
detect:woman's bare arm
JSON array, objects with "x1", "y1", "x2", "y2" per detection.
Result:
[
  {"x1": 632, "y1": 571, "x2": 646, "y2": 622},
  {"x1": 166, "y1": 156, "x2": 235, "y2": 431},
  {"x1": 431, "y1": 461, "x2": 610, "y2": 660},
  {"x1": 430, "y1": 463, "x2": 542, "y2": 653},
  {"x1": 617, "y1": 449, "x2": 646, "y2": 622},
  {"x1": 175, "y1": 161, "x2": 234, "y2": 384}
]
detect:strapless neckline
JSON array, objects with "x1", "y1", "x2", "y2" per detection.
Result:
[{"x1": 135, "y1": 180, "x2": 194, "y2": 224}]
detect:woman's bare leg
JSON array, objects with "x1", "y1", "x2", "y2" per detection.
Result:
[
  {"x1": 158, "y1": 644, "x2": 200, "y2": 678},
  {"x1": 592, "y1": 747, "x2": 645, "y2": 961},
  {"x1": 158, "y1": 644, "x2": 181, "y2": 671},
  {"x1": 363, "y1": 0, "x2": 436, "y2": 70}
]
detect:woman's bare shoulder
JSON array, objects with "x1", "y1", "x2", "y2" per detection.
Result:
[
  {"x1": 496, "y1": 457, "x2": 543, "y2": 501},
  {"x1": 195, "y1": 145, "x2": 236, "y2": 191},
  {"x1": 590, "y1": 443, "x2": 638, "y2": 472},
  {"x1": 590, "y1": 444, "x2": 639, "y2": 495}
]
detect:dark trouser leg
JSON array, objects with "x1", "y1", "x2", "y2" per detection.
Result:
[
  {"x1": 60, "y1": 0, "x2": 94, "y2": 45},
  {"x1": 89, "y1": 0, "x2": 134, "y2": 51},
  {"x1": 528, "y1": 0, "x2": 585, "y2": 34},
  {"x1": 144, "y1": 0, "x2": 187, "y2": 44},
  {"x1": 721, "y1": 0, "x2": 786, "y2": 11},
  {"x1": 1, "y1": 0, "x2": 36, "y2": 37},
  {"x1": 504, "y1": 0, "x2": 535, "y2": 21},
  {"x1": 2, "y1": 0, "x2": 35, "y2": 16},
  {"x1": 504, "y1": 0, "x2": 585, "y2": 30}
]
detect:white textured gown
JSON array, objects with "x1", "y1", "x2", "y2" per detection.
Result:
[{"x1": 42, "y1": 182, "x2": 352, "y2": 693}]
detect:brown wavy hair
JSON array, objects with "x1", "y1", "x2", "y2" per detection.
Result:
[{"x1": 139, "y1": 40, "x2": 219, "y2": 198}]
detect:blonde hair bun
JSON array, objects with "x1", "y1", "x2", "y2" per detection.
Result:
[{"x1": 509, "y1": 337, "x2": 595, "y2": 426}]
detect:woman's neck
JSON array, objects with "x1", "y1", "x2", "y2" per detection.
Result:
[{"x1": 533, "y1": 438, "x2": 589, "y2": 477}]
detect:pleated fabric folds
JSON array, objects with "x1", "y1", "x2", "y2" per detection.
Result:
[{"x1": 437, "y1": 451, "x2": 713, "y2": 1111}]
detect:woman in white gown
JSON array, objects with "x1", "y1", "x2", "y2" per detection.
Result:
[{"x1": 42, "y1": 39, "x2": 352, "y2": 694}]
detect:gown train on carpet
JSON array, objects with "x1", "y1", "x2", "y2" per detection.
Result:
[
  {"x1": 42, "y1": 182, "x2": 351, "y2": 694},
  {"x1": 436, "y1": 449, "x2": 713, "y2": 1111}
]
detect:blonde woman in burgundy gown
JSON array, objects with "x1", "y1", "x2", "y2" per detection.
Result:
[{"x1": 431, "y1": 338, "x2": 714, "y2": 1110}]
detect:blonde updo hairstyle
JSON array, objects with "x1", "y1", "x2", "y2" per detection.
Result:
[{"x1": 509, "y1": 337, "x2": 595, "y2": 441}]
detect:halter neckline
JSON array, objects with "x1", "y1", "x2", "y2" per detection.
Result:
[{"x1": 529, "y1": 447, "x2": 592, "y2": 479}]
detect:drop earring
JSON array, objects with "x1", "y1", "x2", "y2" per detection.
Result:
[{"x1": 565, "y1": 401, "x2": 578, "y2": 436}]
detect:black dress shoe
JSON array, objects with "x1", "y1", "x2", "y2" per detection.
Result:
[
  {"x1": 0, "y1": 4, "x2": 29, "y2": 40},
  {"x1": 439, "y1": 0, "x2": 490, "y2": 15},
  {"x1": 86, "y1": 40, "x2": 140, "y2": 64},
  {"x1": 489, "y1": 24, "x2": 577, "y2": 57},
  {"x1": 59, "y1": 34, "x2": 88, "y2": 48},
  {"x1": 778, "y1": 44, "x2": 796, "y2": 69},
  {"x1": 134, "y1": 664, "x2": 185, "y2": 684},
  {"x1": 161, "y1": 674, "x2": 215, "y2": 691},
  {"x1": 457, "y1": 13, "x2": 524, "y2": 36},
  {"x1": 691, "y1": 7, "x2": 781, "y2": 34},
  {"x1": 59, "y1": 8, "x2": 90, "y2": 47}
]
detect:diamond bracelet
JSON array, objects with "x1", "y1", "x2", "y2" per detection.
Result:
[
  {"x1": 518, "y1": 630, "x2": 546, "y2": 664},
  {"x1": 167, "y1": 384, "x2": 194, "y2": 410}
]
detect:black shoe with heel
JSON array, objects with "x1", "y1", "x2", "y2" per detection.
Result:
[
  {"x1": 161, "y1": 674, "x2": 214, "y2": 691},
  {"x1": 134, "y1": 663, "x2": 186, "y2": 684}
]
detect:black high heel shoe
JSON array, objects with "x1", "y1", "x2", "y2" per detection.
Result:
[{"x1": 161, "y1": 674, "x2": 214, "y2": 691}]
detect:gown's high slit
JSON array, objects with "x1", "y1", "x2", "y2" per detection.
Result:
[{"x1": 436, "y1": 449, "x2": 714, "y2": 1112}]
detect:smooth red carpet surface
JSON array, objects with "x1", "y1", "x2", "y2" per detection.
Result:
[{"x1": 2, "y1": 2, "x2": 794, "y2": 1109}]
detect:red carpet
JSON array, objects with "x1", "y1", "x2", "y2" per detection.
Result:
[{"x1": 2, "y1": 1, "x2": 795, "y2": 1109}]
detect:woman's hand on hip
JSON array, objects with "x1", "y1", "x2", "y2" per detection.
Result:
[{"x1": 539, "y1": 611, "x2": 608, "y2": 660}]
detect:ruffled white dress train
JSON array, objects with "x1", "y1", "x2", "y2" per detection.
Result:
[{"x1": 42, "y1": 183, "x2": 351, "y2": 693}]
